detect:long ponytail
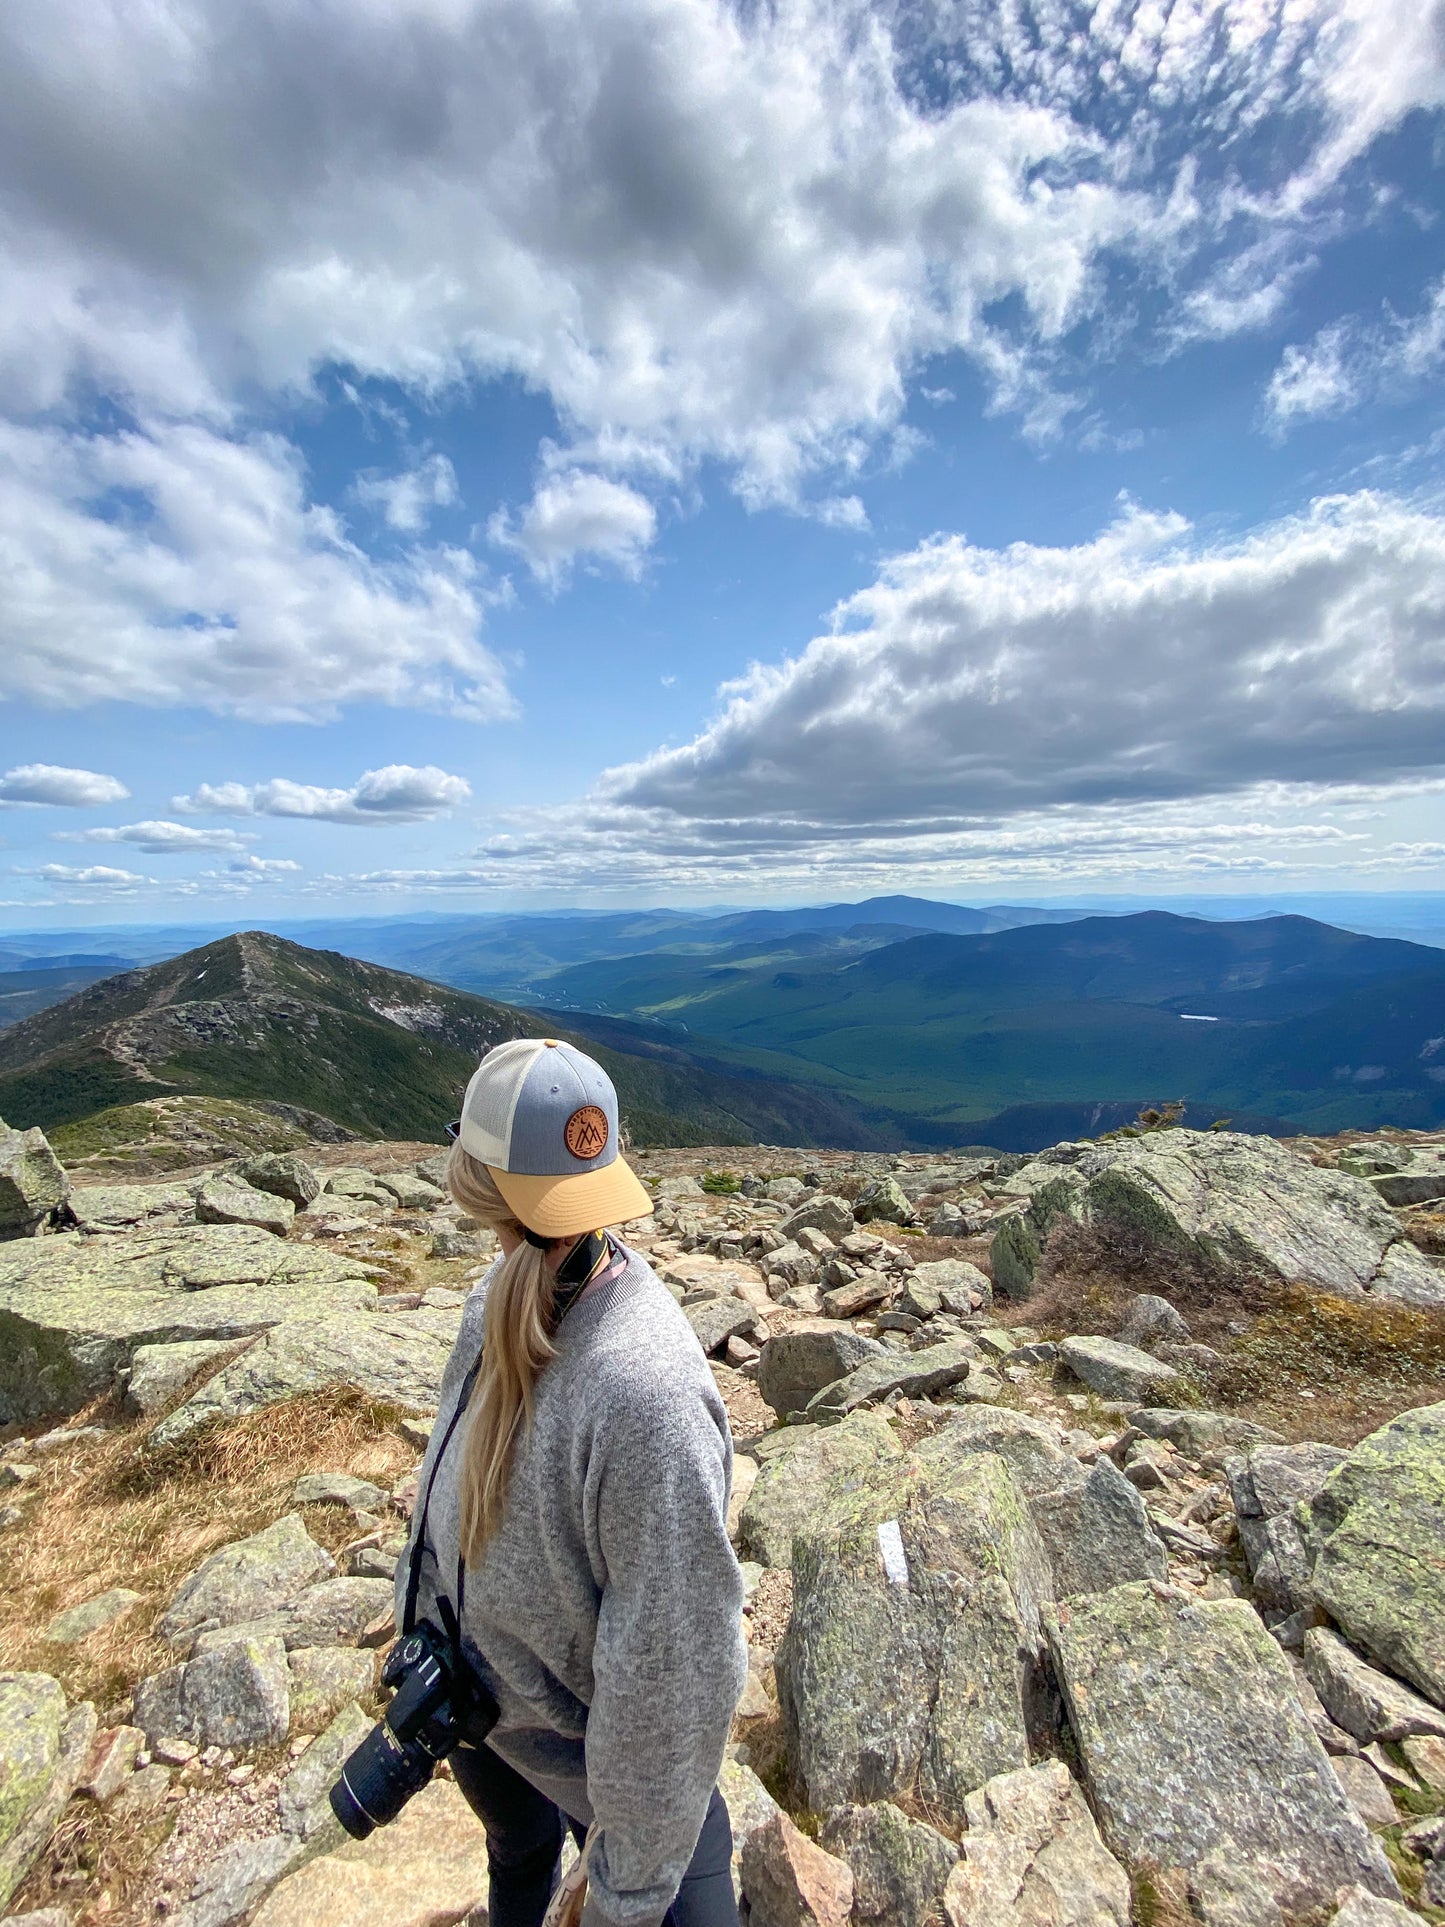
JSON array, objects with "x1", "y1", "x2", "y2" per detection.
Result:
[{"x1": 446, "y1": 1145, "x2": 558, "y2": 1560}]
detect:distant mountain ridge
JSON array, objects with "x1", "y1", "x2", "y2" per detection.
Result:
[{"x1": 0, "y1": 931, "x2": 907, "y2": 1149}]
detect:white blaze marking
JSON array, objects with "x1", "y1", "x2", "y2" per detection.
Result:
[{"x1": 878, "y1": 1519, "x2": 909, "y2": 1588}]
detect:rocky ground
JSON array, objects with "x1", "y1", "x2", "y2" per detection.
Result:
[{"x1": 1, "y1": 1113, "x2": 1444, "y2": 1927}]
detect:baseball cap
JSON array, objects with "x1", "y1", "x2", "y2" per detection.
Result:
[{"x1": 453, "y1": 1037, "x2": 654, "y2": 1238}]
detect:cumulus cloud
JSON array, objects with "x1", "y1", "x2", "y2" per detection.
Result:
[
  {"x1": 0, "y1": 763, "x2": 129, "y2": 806},
  {"x1": 355, "y1": 455, "x2": 458, "y2": 534},
  {"x1": 1265, "y1": 276, "x2": 1445, "y2": 429},
  {"x1": 0, "y1": 0, "x2": 1436, "y2": 527},
  {"x1": 227, "y1": 854, "x2": 302, "y2": 874},
  {"x1": 35, "y1": 862, "x2": 148, "y2": 890},
  {"x1": 444, "y1": 489, "x2": 1445, "y2": 888},
  {"x1": 0, "y1": 419, "x2": 510, "y2": 720},
  {"x1": 175, "y1": 764, "x2": 472, "y2": 824},
  {"x1": 58, "y1": 819, "x2": 255, "y2": 855},
  {"x1": 489, "y1": 474, "x2": 659, "y2": 583}
]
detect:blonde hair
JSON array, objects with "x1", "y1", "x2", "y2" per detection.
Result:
[{"x1": 447, "y1": 1144, "x2": 560, "y2": 1560}]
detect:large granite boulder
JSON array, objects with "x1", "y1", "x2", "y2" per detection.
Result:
[
  {"x1": 195, "y1": 1180, "x2": 296, "y2": 1237},
  {"x1": 738, "y1": 1411, "x2": 907, "y2": 1570},
  {"x1": 758, "y1": 1325, "x2": 886, "y2": 1421},
  {"x1": 133, "y1": 1634, "x2": 291, "y2": 1750},
  {"x1": 1058, "y1": 1336, "x2": 1182, "y2": 1403},
  {"x1": 1228, "y1": 1439, "x2": 1349, "y2": 1619},
  {"x1": 0, "y1": 1226, "x2": 378, "y2": 1423},
  {"x1": 1303, "y1": 1400, "x2": 1445, "y2": 1706},
  {"x1": 0, "y1": 1674, "x2": 97, "y2": 1907},
  {"x1": 942, "y1": 1761, "x2": 1129, "y2": 1927},
  {"x1": 68, "y1": 1182, "x2": 196, "y2": 1232},
  {"x1": 776, "y1": 1452, "x2": 1053, "y2": 1829},
  {"x1": 1045, "y1": 1583, "x2": 1399, "y2": 1916},
  {"x1": 777, "y1": 1196, "x2": 854, "y2": 1245},
  {"x1": 899, "y1": 1259, "x2": 989, "y2": 1320},
  {"x1": 0, "y1": 1124, "x2": 70, "y2": 1238},
  {"x1": 238, "y1": 1154, "x2": 321, "y2": 1208},
  {"x1": 990, "y1": 1130, "x2": 1444, "y2": 1306},
  {"x1": 855, "y1": 1178, "x2": 913, "y2": 1226},
  {"x1": 126, "y1": 1338, "x2": 251, "y2": 1417},
  {"x1": 149, "y1": 1308, "x2": 460, "y2": 1447}
]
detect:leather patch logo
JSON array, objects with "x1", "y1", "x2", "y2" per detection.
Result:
[{"x1": 564, "y1": 1104, "x2": 609, "y2": 1160}]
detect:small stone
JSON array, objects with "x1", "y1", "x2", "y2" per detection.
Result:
[
  {"x1": 78, "y1": 1723, "x2": 145, "y2": 1802},
  {"x1": 110, "y1": 1761, "x2": 173, "y2": 1818},
  {"x1": 1329, "y1": 1885, "x2": 1424, "y2": 1927},
  {"x1": 1331, "y1": 1755, "x2": 1398, "y2": 1828},
  {"x1": 399, "y1": 1417, "x2": 433, "y2": 1450},
  {"x1": 152, "y1": 1736, "x2": 199, "y2": 1766},
  {"x1": 0, "y1": 1463, "x2": 36, "y2": 1489},
  {"x1": 741, "y1": 1810, "x2": 853, "y2": 1927},
  {"x1": 854, "y1": 1178, "x2": 913, "y2": 1226},
  {"x1": 41, "y1": 1587, "x2": 143, "y2": 1645},
  {"x1": 292, "y1": 1473, "x2": 388, "y2": 1512},
  {"x1": 1400, "y1": 1734, "x2": 1445, "y2": 1793},
  {"x1": 287, "y1": 1649, "x2": 375, "y2": 1735}
]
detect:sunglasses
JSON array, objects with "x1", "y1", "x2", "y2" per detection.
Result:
[{"x1": 444, "y1": 1120, "x2": 461, "y2": 1142}]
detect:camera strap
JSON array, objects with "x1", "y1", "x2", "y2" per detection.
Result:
[{"x1": 401, "y1": 1231, "x2": 618, "y2": 1641}]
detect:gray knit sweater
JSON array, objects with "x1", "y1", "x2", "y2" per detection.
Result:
[{"x1": 396, "y1": 1246, "x2": 747, "y2": 1927}]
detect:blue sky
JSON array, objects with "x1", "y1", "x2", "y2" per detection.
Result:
[{"x1": 1, "y1": 0, "x2": 1443, "y2": 926}]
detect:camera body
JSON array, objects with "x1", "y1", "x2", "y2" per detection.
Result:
[{"x1": 330, "y1": 1622, "x2": 494, "y2": 1839}]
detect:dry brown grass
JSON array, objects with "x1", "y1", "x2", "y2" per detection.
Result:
[{"x1": 1, "y1": 1388, "x2": 418, "y2": 1717}]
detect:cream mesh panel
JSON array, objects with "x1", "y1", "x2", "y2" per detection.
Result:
[{"x1": 462, "y1": 1037, "x2": 540, "y2": 1166}]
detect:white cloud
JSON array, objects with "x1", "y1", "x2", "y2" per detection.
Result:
[
  {"x1": 175, "y1": 763, "x2": 472, "y2": 824},
  {"x1": 355, "y1": 455, "x2": 458, "y2": 533},
  {"x1": 0, "y1": 762, "x2": 129, "y2": 806},
  {"x1": 1265, "y1": 277, "x2": 1445, "y2": 429},
  {"x1": 57, "y1": 819, "x2": 255, "y2": 855},
  {"x1": 35, "y1": 862, "x2": 148, "y2": 890},
  {"x1": 227, "y1": 854, "x2": 302, "y2": 874},
  {"x1": 489, "y1": 473, "x2": 659, "y2": 583},
  {"x1": 0, "y1": 418, "x2": 510, "y2": 720},
  {"x1": 451, "y1": 489, "x2": 1445, "y2": 888},
  {"x1": 1, "y1": 0, "x2": 1435, "y2": 532}
]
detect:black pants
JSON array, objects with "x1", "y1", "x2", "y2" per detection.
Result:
[{"x1": 451, "y1": 1743, "x2": 737, "y2": 1927}]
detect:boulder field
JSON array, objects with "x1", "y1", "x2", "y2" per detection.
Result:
[{"x1": 1, "y1": 1117, "x2": 1443, "y2": 1924}]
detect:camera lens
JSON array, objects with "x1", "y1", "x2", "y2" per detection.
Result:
[{"x1": 330, "y1": 1723, "x2": 434, "y2": 1839}]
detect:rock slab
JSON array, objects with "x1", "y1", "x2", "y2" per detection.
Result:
[
  {"x1": 942, "y1": 1760, "x2": 1129, "y2": 1927},
  {"x1": 1045, "y1": 1582, "x2": 1399, "y2": 1915}
]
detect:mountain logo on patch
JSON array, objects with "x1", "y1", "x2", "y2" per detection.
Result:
[{"x1": 564, "y1": 1105, "x2": 609, "y2": 1160}]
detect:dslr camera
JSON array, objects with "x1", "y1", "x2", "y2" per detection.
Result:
[{"x1": 330, "y1": 1622, "x2": 496, "y2": 1839}]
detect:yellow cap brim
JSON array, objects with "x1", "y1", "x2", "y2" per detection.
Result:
[{"x1": 487, "y1": 1157, "x2": 655, "y2": 1239}]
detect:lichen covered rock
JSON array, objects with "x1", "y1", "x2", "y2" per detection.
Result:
[{"x1": 0, "y1": 1673, "x2": 98, "y2": 1907}]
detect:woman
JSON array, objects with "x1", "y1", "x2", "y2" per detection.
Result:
[{"x1": 398, "y1": 1036, "x2": 748, "y2": 1927}]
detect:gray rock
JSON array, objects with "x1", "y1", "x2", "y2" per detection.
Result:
[
  {"x1": 150, "y1": 1309, "x2": 459, "y2": 1447},
  {"x1": 757, "y1": 1325, "x2": 885, "y2": 1421},
  {"x1": 1029, "y1": 1457, "x2": 1169, "y2": 1598},
  {"x1": 683, "y1": 1297, "x2": 757, "y2": 1357},
  {"x1": 1332, "y1": 1755, "x2": 1398, "y2": 1828},
  {"x1": 777, "y1": 1196, "x2": 854, "y2": 1245},
  {"x1": 286, "y1": 1653, "x2": 374, "y2": 1736},
  {"x1": 820, "y1": 1802, "x2": 957, "y2": 1927},
  {"x1": 191, "y1": 1577, "x2": 394, "y2": 1654},
  {"x1": 1117, "y1": 1293, "x2": 1190, "y2": 1349},
  {"x1": 0, "y1": 1674, "x2": 97, "y2": 1908},
  {"x1": 127, "y1": 1337, "x2": 251, "y2": 1416},
  {"x1": 133, "y1": 1634, "x2": 291, "y2": 1749},
  {"x1": 430, "y1": 1227, "x2": 494, "y2": 1260},
  {"x1": 820, "y1": 1271, "x2": 892, "y2": 1318},
  {"x1": 278, "y1": 1701, "x2": 373, "y2": 1837},
  {"x1": 925, "y1": 1203, "x2": 970, "y2": 1238},
  {"x1": 1129, "y1": 1407, "x2": 1283, "y2": 1462},
  {"x1": 159, "y1": 1514, "x2": 335, "y2": 1646},
  {"x1": 172, "y1": 1834, "x2": 305, "y2": 1927},
  {"x1": 941, "y1": 1760, "x2": 1130, "y2": 1927},
  {"x1": 68, "y1": 1182, "x2": 195, "y2": 1231},
  {"x1": 1250, "y1": 1509, "x2": 1318, "y2": 1617},
  {"x1": 1059, "y1": 1336, "x2": 1182, "y2": 1403},
  {"x1": 854, "y1": 1178, "x2": 913, "y2": 1226},
  {"x1": 901, "y1": 1259, "x2": 990, "y2": 1319},
  {"x1": 5, "y1": 1910, "x2": 74, "y2": 1927},
  {"x1": 739, "y1": 1410, "x2": 905, "y2": 1570},
  {"x1": 377, "y1": 1173, "x2": 446, "y2": 1211},
  {"x1": 195, "y1": 1180, "x2": 296, "y2": 1237},
  {"x1": 1304, "y1": 1399, "x2": 1445, "y2": 1706},
  {"x1": 414, "y1": 1153, "x2": 449, "y2": 1189},
  {"x1": 1046, "y1": 1582, "x2": 1400, "y2": 1914},
  {"x1": 763, "y1": 1178, "x2": 806, "y2": 1205},
  {"x1": 776, "y1": 1452, "x2": 1053, "y2": 1828},
  {"x1": 322, "y1": 1169, "x2": 395, "y2": 1205},
  {"x1": 0, "y1": 1225, "x2": 377, "y2": 1423},
  {"x1": 1330, "y1": 1887, "x2": 1424, "y2": 1927},
  {"x1": 237, "y1": 1155, "x2": 321, "y2": 1208},
  {"x1": 0, "y1": 1125, "x2": 70, "y2": 1237},
  {"x1": 1303, "y1": 1626, "x2": 1445, "y2": 1744},
  {"x1": 1227, "y1": 1440, "x2": 1348, "y2": 1519},
  {"x1": 806, "y1": 1336, "x2": 974, "y2": 1419},
  {"x1": 1369, "y1": 1167, "x2": 1445, "y2": 1207},
  {"x1": 991, "y1": 1129, "x2": 1444, "y2": 1307},
  {"x1": 41, "y1": 1587, "x2": 143, "y2": 1645},
  {"x1": 292, "y1": 1472, "x2": 387, "y2": 1511},
  {"x1": 719, "y1": 1757, "x2": 784, "y2": 1901}
]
